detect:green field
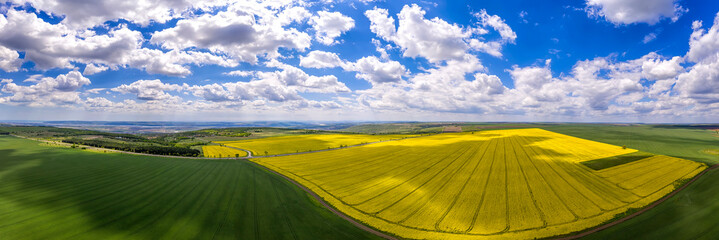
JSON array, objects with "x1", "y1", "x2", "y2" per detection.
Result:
[
  {"x1": 0, "y1": 136, "x2": 379, "y2": 240},
  {"x1": 542, "y1": 124, "x2": 719, "y2": 165}
]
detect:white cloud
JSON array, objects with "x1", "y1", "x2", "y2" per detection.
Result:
[
  {"x1": 299, "y1": 51, "x2": 407, "y2": 85},
  {"x1": 347, "y1": 56, "x2": 407, "y2": 84},
  {"x1": 0, "y1": 9, "x2": 237, "y2": 76},
  {"x1": 475, "y1": 9, "x2": 517, "y2": 43},
  {"x1": 276, "y1": 6, "x2": 312, "y2": 26},
  {"x1": 686, "y1": 13, "x2": 719, "y2": 63},
  {"x1": 262, "y1": 60, "x2": 350, "y2": 93},
  {"x1": 111, "y1": 79, "x2": 184, "y2": 100},
  {"x1": 223, "y1": 70, "x2": 255, "y2": 77},
  {"x1": 675, "y1": 13, "x2": 719, "y2": 104},
  {"x1": 585, "y1": 0, "x2": 686, "y2": 25},
  {"x1": 299, "y1": 50, "x2": 343, "y2": 68},
  {"x1": 675, "y1": 60, "x2": 719, "y2": 103},
  {"x1": 0, "y1": 45, "x2": 22, "y2": 72},
  {"x1": 125, "y1": 49, "x2": 237, "y2": 77},
  {"x1": 310, "y1": 11, "x2": 355, "y2": 45},
  {"x1": 642, "y1": 32, "x2": 657, "y2": 43},
  {"x1": 0, "y1": 70, "x2": 90, "y2": 106},
  {"x1": 186, "y1": 60, "x2": 350, "y2": 104},
  {"x1": 366, "y1": 5, "x2": 514, "y2": 62},
  {"x1": 371, "y1": 4, "x2": 471, "y2": 62},
  {"x1": 371, "y1": 38, "x2": 391, "y2": 60},
  {"x1": 640, "y1": 53, "x2": 683, "y2": 80},
  {"x1": 10, "y1": 0, "x2": 226, "y2": 29},
  {"x1": 151, "y1": 9, "x2": 312, "y2": 64},
  {"x1": 358, "y1": 55, "x2": 499, "y2": 112},
  {"x1": 364, "y1": 7, "x2": 397, "y2": 41},
  {"x1": 83, "y1": 63, "x2": 108, "y2": 75}
]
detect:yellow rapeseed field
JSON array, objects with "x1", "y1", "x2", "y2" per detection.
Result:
[
  {"x1": 252, "y1": 128, "x2": 706, "y2": 239},
  {"x1": 216, "y1": 134, "x2": 415, "y2": 155},
  {"x1": 201, "y1": 145, "x2": 248, "y2": 158}
]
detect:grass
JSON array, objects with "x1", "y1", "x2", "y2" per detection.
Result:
[
  {"x1": 0, "y1": 136, "x2": 381, "y2": 240},
  {"x1": 252, "y1": 128, "x2": 704, "y2": 240},
  {"x1": 541, "y1": 124, "x2": 719, "y2": 165},
  {"x1": 581, "y1": 151, "x2": 655, "y2": 170}
]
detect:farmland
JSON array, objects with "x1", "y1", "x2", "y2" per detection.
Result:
[
  {"x1": 201, "y1": 145, "x2": 248, "y2": 158},
  {"x1": 0, "y1": 135, "x2": 380, "y2": 240},
  {"x1": 253, "y1": 128, "x2": 706, "y2": 239},
  {"x1": 216, "y1": 133, "x2": 416, "y2": 156}
]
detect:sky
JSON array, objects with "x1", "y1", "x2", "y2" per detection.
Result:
[{"x1": 1, "y1": 0, "x2": 719, "y2": 123}]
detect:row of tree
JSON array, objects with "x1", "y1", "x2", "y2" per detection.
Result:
[{"x1": 62, "y1": 138, "x2": 200, "y2": 157}]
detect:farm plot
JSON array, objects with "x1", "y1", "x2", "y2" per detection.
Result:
[
  {"x1": 201, "y1": 145, "x2": 247, "y2": 158},
  {"x1": 253, "y1": 128, "x2": 706, "y2": 240},
  {"x1": 0, "y1": 136, "x2": 380, "y2": 240},
  {"x1": 216, "y1": 134, "x2": 415, "y2": 156}
]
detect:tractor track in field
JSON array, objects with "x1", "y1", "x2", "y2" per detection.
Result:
[{"x1": 557, "y1": 163, "x2": 719, "y2": 240}]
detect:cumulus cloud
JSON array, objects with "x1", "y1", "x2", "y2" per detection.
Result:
[
  {"x1": 0, "y1": 70, "x2": 90, "y2": 106},
  {"x1": 0, "y1": 9, "x2": 237, "y2": 76},
  {"x1": 184, "y1": 60, "x2": 351, "y2": 105},
  {"x1": 262, "y1": 60, "x2": 350, "y2": 93},
  {"x1": 475, "y1": 9, "x2": 517, "y2": 43},
  {"x1": 365, "y1": 4, "x2": 514, "y2": 62},
  {"x1": 111, "y1": 79, "x2": 184, "y2": 100},
  {"x1": 356, "y1": 51, "x2": 693, "y2": 117},
  {"x1": 675, "y1": 13, "x2": 719, "y2": 103},
  {"x1": 310, "y1": 11, "x2": 355, "y2": 45},
  {"x1": 299, "y1": 50, "x2": 407, "y2": 85},
  {"x1": 83, "y1": 64, "x2": 108, "y2": 75},
  {"x1": 299, "y1": 50, "x2": 343, "y2": 68},
  {"x1": 585, "y1": 0, "x2": 686, "y2": 25},
  {"x1": 640, "y1": 53, "x2": 683, "y2": 80},
  {"x1": 127, "y1": 49, "x2": 237, "y2": 77},
  {"x1": 358, "y1": 55, "x2": 499, "y2": 112},
  {"x1": 223, "y1": 70, "x2": 255, "y2": 77},
  {"x1": 0, "y1": 45, "x2": 22, "y2": 72},
  {"x1": 366, "y1": 4, "x2": 469, "y2": 62},
  {"x1": 686, "y1": 13, "x2": 719, "y2": 64},
  {"x1": 347, "y1": 56, "x2": 407, "y2": 84},
  {"x1": 151, "y1": 8, "x2": 311, "y2": 63},
  {"x1": 10, "y1": 0, "x2": 225, "y2": 29}
]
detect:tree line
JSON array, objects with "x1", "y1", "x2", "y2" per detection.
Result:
[{"x1": 62, "y1": 138, "x2": 200, "y2": 157}]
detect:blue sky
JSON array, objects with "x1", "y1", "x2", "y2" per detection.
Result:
[{"x1": 0, "y1": 0, "x2": 718, "y2": 122}]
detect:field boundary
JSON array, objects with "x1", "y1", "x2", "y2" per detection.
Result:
[
  {"x1": 556, "y1": 163, "x2": 719, "y2": 240},
  {"x1": 247, "y1": 160, "x2": 398, "y2": 240}
]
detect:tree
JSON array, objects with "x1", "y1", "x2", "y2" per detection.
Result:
[{"x1": 264, "y1": 150, "x2": 269, "y2": 156}]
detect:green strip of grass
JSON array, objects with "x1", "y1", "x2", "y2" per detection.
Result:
[{"x1": 581, "y1": 151, "x2": 655, "y2": 170}]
